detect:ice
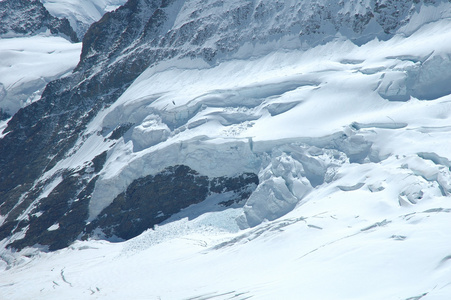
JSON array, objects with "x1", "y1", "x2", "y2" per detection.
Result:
[
  {"x1": 407, "y1": 55, "x2": 451, "y2": 100},
  {"x1": 0, "y1": 35, "x2": 81, "y2": 116},
  {"x1": 15, "y1": 10, "x2": 449, "y2": 233},
  {"x1": 3, "y1": 2, "x2": 451, "y2": 299},
  {"x1": 41, "y1": 0, "x2": 128, "y2": 38},
  {"x1": 130, "y1": 114, "x2": 171, "y2": 151},
  {"x1": 82, "y1": 14, "x2": 451, "y2": 221},
  {"x1": 377, "y1": 71, "x2": 409, "y2": 101}
]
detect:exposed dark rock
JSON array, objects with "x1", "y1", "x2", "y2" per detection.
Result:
[
  {"x1": 0, "y1": 109, "x2": 10, "y2": 120},
  {"x1": 108, "y1": 123, "x2": 134, "y2": 140},
  {"x1": 8, "y1": 168, "x2": 97, "y2": 251},
  {"x1": 84, "y1": 165, "x2": 258, "y2": 241},
  {"x1": 0, "y1": 0, "x2": 78, "y2": 42},
  {"x1": 92, "y1": 151, "x2": 108, "y2": 173},
  {"x1": 3, "y1": 162, "x2": 257, "y2": 251}
]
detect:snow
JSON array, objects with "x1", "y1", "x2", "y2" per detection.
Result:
[
  {"x1": 2, "y1": 1, "x2": 451, "y2": 299},
  {"x1": 0, "y1": 35, "x2": 81, "y2": 116},
  {"x1": 41, "y1": 0, "x2": 128, "y2": 38},
  {"x1": 74, "y1": 16, "x2": 451, "y2": 221},
  {"x1": 0, "y1": 117, "x2": 9, "y2": 137},
  {"x1": 1, "y1": 187, "x2": 451, "y2": 299},
  {"x1": 26, "y1": 6, "x2": 451, "y2": 226},
  {"x1": 47, "y1": 223, "x2": 60, "y2": 231}
]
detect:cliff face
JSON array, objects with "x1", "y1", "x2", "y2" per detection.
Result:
[
  {"x1": 1, "y1": 0, "x2": 450, "y2": 251},
  {"x1": 0, "y1": 0, "x2": 78, "y2": 42}
]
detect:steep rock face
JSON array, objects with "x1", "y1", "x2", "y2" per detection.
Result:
[
  {"x1": 84, "y1": 165, "x2": 258, "y2": 241},
  {"x1": 6, "y1": 163, "x2": 257, "y2": 251},
  {"x1": 0, "y1": 0, "x2": 449, "y2": 251},
  {"x1": 0, "y1": 0, "x2": 78, "y2": 42},
  {"x1": 77, "y1": 0, "x2": 430, "y2": 70}
]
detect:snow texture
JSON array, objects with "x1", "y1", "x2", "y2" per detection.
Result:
[
  {"x1": 41, "y1": 0, "x2": 127, "y2": 38},
  {"x1": 2, "y1": 0, "x2": 451, "y2": 299},
  {"x1": 0, "y1": 35, "x2": 81, "y2": 116}
]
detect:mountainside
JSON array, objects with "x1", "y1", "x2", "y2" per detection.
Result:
[
  {"x1": 0, "y1": 0, "x2": 80, "y2": 118},
  {"x1": 41, "y1": 0, "x2": 127, "y2": 39},
  {"x1": 1, "y1": 0, "x2": 451, "y2": 298},
  {"x1": 0, "y1": 0, "x2": 78, "y2": 41}
]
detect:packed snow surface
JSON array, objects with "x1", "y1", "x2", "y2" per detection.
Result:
[
  {"x1": 1, "y1": 176, "x2": 451, "y2": 299},
  {"x1": 41, "y1": 0, "x2": 127, "y2": 38},
  {"x1": 0, "y1": 35, "x2": 81, "y2": 116},
  {"x1": 2, "y1": 2, "x2": 451, "y2": 299}
]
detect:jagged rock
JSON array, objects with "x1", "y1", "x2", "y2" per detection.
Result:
[
  {"x1": 84, "y1": 165, "x2": 258, "y2": 241},
  {"x1": 0, "y1": 0, "x2": 78, "y2": 42},
  {"x1": 5, "y1": 164, "x2": 257, "y2": 250}
]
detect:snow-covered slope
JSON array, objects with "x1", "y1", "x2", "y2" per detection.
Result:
[
  {"x1": 1, "y1": 193, "x2": 451, "y2": 299},
  {"x1": 48, "y1": 0, "x2": 451, "y2": 230},
  {"x1": 0, "y1": 35, "x2": 81, "y2": 117},
  {"x1": 41, "y1": 0, "x2": 127, "y2": 38},
  {"x1": 1, "y1": 0, "x2": 451, "y2": 298},
  {"x1": 0, "y1": 0, "x2": 81, "y2": 117}
]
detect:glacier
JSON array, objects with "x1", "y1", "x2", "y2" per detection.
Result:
[
  {"x1": 0, "y1": 35, "x2": 81, "y2": 116},
  {"x1": 61, "y1": 13, "x2": 451, "y2": 228},
  {"x1": 1, "y1": 0, "x2": 451, "y2": 299}
]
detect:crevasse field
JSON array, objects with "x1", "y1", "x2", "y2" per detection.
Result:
[{"x1": 1, "y1": 3, "x2": 451, "y2": 300}]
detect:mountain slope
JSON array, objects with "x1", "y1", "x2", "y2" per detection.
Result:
[
  {"x1": 0, "y1": 0, "x2": 78, "y2": 41},
  {"x1": 0, "y1": 36, "x2": 81, "y2": 117},
  {"x1": 1, "y1": 0, "x2": 451, "y2": 298},
  {"x1": 0, "y1": 0, "x2": 451, "y2": 256},
  {"x1": 0, "y1": 0, "x2": 80, "y2": 118},
  {"x1": 41, "y1": 0, "x2": 127, "y2": 39}
]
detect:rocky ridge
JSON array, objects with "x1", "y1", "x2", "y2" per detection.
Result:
[{"x1": 0, "y1": 0, "x2": 78, "y2": 42}]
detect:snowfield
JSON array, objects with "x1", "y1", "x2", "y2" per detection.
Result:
[
  {"x1": 0, "y1": 34, "x2": 81, "y2": 116},
  {"x1": 1, "y1": 176, "x2": 451, "y2": 299},
  {"x1": 1, "y1": 2, "x2": 451, "y2": 300}
]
